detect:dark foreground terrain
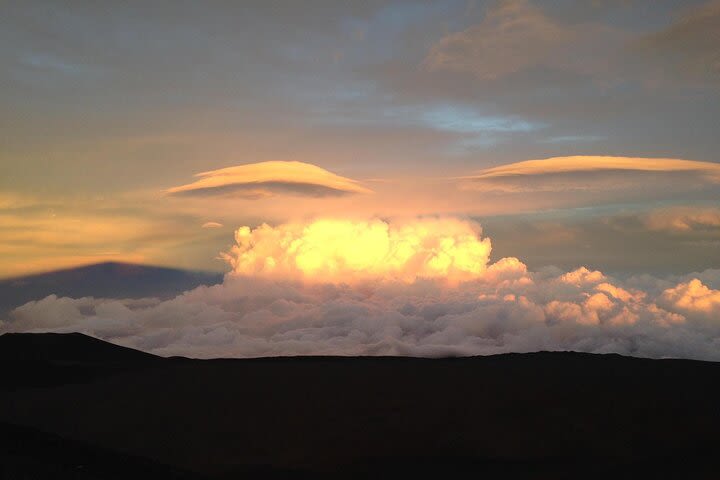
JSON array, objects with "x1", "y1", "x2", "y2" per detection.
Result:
[{"x1": 1, "y1": 333, "x2": 719, "y2": 479}]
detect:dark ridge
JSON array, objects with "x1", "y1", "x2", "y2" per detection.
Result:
[
  {"x1": 0, "y1": 332, "x2": 160, "y2": 390},
  {"x1": 0, "y1": 261, "x2": 222, "y2": 315},
  {"x1": 0, "y1": 422, "x2": 199, "y2": 480},
  {"x1": 2, "y1": 333, "x2": 720, "y2": 478},
  {"x1": 0, "y1": 332, "x2": 157, "y2": 364}
]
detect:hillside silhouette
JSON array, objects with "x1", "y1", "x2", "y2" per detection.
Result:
[{"x1": 1, "y1": 333, "x2": 719, "y2": 479}]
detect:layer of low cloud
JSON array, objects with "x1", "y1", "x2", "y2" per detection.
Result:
[
  {"x1": 3, "y1": 217, "x2": 720, "y2": 361},
  {"x1": 461, "y1": 156, "x2": 720, "y2": 192},
  {"x1": 167, "y1": 161, "x2": 373, "y2": 199}
]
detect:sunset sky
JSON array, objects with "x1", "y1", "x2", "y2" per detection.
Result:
[
  {"x1": 2, "y1": 0, "x2": 719, "y2": 277},
  {"x1": 2, "y1": 1, "x2": 720, "y2": 359}
]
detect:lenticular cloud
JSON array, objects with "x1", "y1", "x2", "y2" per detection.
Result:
[{"x1": 3, "y1": 218, "x2": 720, "y2": 360}]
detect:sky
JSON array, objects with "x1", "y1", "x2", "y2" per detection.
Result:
[{"x1": 1, "y1": 1, "x2": 720, "y2": 359}]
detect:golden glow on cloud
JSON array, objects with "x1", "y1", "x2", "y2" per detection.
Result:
[
  {"x1": 473, "y1": 156, "x2": 720, "y2": 177},
  {"x1": 644, "y1": 207, "x2": 720, "y2": 232},
  {"x1": 201, "y1": 222, "x2": 224, "y2": 229},
  {"x1": 462, "y1": 156, "x2": 720, "y2": 192},
  {"x1": 0, "y1": 203, "x2": 210, "y2": 278},
  {"x1": 661, "y1": 279, "x2": 720, "y2": 318},
  {"x1": 167, "y1": 161, "x2": 373, "y2": 198},
  {"x1": 222, "y1": 218, "x2": 492, "y2": 283}
]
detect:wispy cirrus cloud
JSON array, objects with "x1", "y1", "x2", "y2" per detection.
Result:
[{"x1": 167, "y1": 161, "x2": 373, "y2": 199}]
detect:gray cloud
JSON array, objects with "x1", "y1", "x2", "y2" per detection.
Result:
[
  {"x1": 637, "y1": 0, "x2": 720, "y2": 85},
  {"x1": 371, "y1": 0, "x2": 720, "y2": 162},
  {"x1": 484, "y1": 206, "x2": 720, "y2": 275},
  {"x1": 424, "y1": 0, "x2": 624, "y2": 80}
]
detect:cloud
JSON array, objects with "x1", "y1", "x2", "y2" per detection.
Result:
[
  {"x1": 222, "y1": 218, "x2": 492, "y2": 284},
  {"x1": 424, "y1": 0, "x2": 720, "y2": 88},
  {"x1": 643, "y1": 207, "x2": 720, "y2": 232},
  {"x1": 638, "y1": 0, "x2": 720, "y2": 85},
  {"x1": 201, "y1": 222, "x2": 224, "y2": 229},
  {"x1": 166, "y1": 161, "x2": 372, "y2": 199},
  {"x1": 423, "y1": 0, "x2": 622, "y2": 80},
  {"x1": 461, "y1": 156, "x2": 720, "y2": 192},
  {"x1": 659, "y1": 279, "x2": 720, "y2": 321},
  {"x1": 4, "y1": 217, "x2": 720, "y2": 361},
  {"x1": 0, "y1": 209, "x2": 168, "y2": 278}
]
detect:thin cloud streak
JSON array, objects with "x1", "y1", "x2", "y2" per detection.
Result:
[{"x1": 461, "y1": 156, "x2": 720, "y2": 192}]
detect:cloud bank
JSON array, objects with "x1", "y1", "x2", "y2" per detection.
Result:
[
  {"x1": 167, "y1": 161, "x2": 372, "y2": 199},
  {"x1": 3, "y1": 217, "x2": 720, "y2": 361}
]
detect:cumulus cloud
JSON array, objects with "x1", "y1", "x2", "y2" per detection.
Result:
[
  {"x1": 461, "y1": 156, "x2": 720, "y2": 192},
  {"x1": 167, "y1": 161, "x2": 372, "y2": 199},
  {"x1": 659, "y1": 279, "x2": 720, "y2": 321},
  {"x1": 221, "y1": 218, "x2": 492, "y2": 284},
  {"x1": 3, "y1": 217, "x2": 720, "y2": 361}
]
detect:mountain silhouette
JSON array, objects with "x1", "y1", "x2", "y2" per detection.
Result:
[
  {"x1": 0, "y1": 332, "x2": 160, "y2": 390},
  {"x1": 1, "y1": 333, "x2": 719, "y2": 479},
  {"x1": 0, "y1": 332, "x2": 157, "y2": 365}
]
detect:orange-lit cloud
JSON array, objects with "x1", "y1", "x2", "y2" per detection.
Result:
[
  {"x1": 644, "y1": 207, "x2": 720, "y2": 232},
  {"x1": 201, "y1": 222, "x2": 224, "y2": 229},
  {"x1": 462, "y1": 156, "x2": 720, "y2": 192},
  {"x1": 167, "y1": 161, "x2": 373, "y2": 199},
  {"x1": 0, "y1": 201, "x2": 217, "y2": 278},
  {"x1": 660, "y1": 279, "x2": 720, "y2": 320},
  {"x1": 559, "y1": 266, "x2": 606, "y2": 286},
  {"x1": 222, "y1": 218, "x2": 492, "y2": 284}
]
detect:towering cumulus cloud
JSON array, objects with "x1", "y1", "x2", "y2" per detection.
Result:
[
  {"x1": 2, "y1": 217, "x2": 720, "y2": 360},
  {"x1": 222, "y1": 218, "x2": 492, "y2": 283}
]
